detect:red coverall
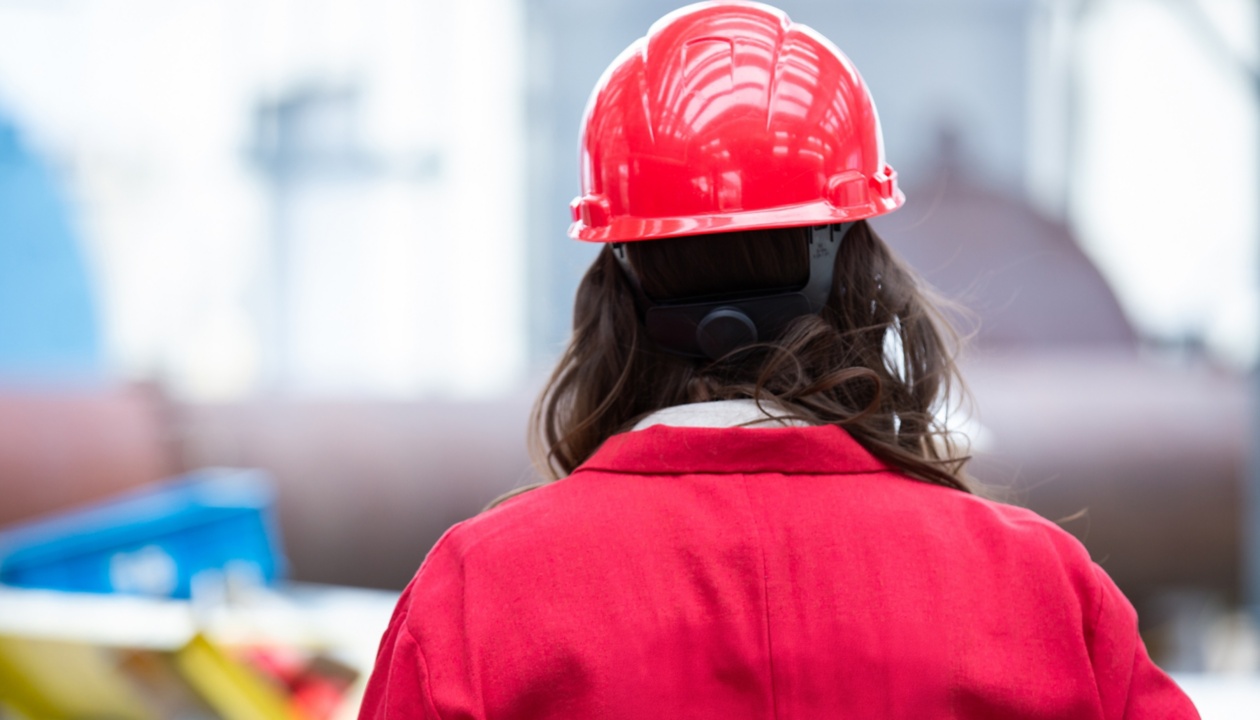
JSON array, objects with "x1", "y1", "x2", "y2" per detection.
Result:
[{"x1": 359, "y1": 423, "x2": 1199, "y2": 719}]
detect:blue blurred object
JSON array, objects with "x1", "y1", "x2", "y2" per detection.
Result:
[
  {"x1": 0, "y1": 109, "x2": 104, "y2": 381},
  {"x1": 0, "y1": 469, "x2": 286, "y2": 598}
]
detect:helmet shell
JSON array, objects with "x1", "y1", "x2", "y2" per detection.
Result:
[{"x1": 569, "y1": 1, "x2": 904, "y2": 243}]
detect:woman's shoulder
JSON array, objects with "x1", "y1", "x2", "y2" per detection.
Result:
[
  {"x1": 851, "y1": 469, "x2": 1107, "y2": 599},
  {"x1": 432, "y1": 468, "x2": 1102, "y2": 593},
  {"x1": 409, "y1": 477, "x2": 598, "y2": 583},
  {"x1": 919, "y1": 478, "x2": 1098, "y2": 564},
  {"x1": 432, "y1": 461, "x2": 1103, "y2": 576}
]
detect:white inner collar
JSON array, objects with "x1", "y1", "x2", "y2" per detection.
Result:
[{"x1": 632, "y1": 399, "x2": 811, "y2": 431}]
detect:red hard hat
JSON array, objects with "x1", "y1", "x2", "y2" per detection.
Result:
[{"x1": 569, "y1": 1, "x2": 903, "y2": 243}]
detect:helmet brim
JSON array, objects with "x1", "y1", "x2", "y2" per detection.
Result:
[{"x1": 568, "y1": 192, "x2": 905, "y2": 243}]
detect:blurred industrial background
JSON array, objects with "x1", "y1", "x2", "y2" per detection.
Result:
[{"x1": 0, "y1": 0, "x2": 1258, "y2": 716}]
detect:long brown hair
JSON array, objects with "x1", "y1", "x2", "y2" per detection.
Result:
[{"x1": 509, "y1": 220, "x2": 972, "y2": 504}]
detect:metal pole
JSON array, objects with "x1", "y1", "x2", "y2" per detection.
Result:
[
  {"x1": 1249, "y1": 1, "x2": 1260, "y2": 625},
  {"x1": 1158, "y1": 0, "x2": 1260, "y2": 625}
]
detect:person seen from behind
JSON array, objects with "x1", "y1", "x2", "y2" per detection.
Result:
[{"x1": 359, "y1": 2, "x2": 1200, "y2": 717}]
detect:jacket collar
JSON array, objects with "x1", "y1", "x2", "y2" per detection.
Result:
[{"x1": 575, "y1": 423, "x2": 890, "y2": 476}]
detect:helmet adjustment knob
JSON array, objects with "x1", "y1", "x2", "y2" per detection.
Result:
[{"x1": 696, "y1": 307, "x2": 758, "y2": 360}]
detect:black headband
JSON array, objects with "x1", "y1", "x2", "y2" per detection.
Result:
[{"x1": 611, "y1": 223, "x2": 851, "y2": 359}]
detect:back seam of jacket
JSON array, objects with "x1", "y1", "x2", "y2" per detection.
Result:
[{"x1": 739, "y1": 472, "x2": 782, "y2": 720}]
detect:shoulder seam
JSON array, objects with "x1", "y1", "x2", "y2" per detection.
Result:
[
  {"x1": 396, "y1": 525, "x2": 461, "y2": 719},
  {"x1": 401, "y1": 610, "x2": 446, "y2": 718}
]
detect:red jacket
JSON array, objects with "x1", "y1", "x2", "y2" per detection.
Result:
[{"x1": 360, "y1": 424, "x2": 1198, "y2": 719}]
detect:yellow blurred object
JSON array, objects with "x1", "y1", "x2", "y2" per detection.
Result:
[
  {"x1": 173, "y1": 633, "x2": 293, "y2": 720},
  {"x1": 0, "y1": 584, "x2": 395, "y2": 719},
  {"x1": 0, "y1": 635, "x2": 154, "y2": 719}
]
